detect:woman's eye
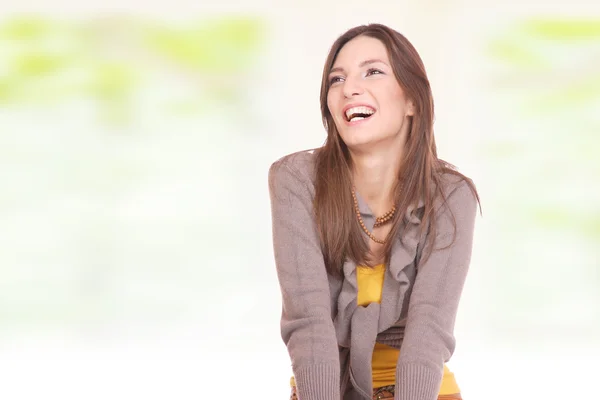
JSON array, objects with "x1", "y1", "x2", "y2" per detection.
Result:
[
  {"x1": 366, "y1": 68, "x2": 383, "y2": 76},
  {"x1": 330, "y1": 76, "x2": 344, "y2": 85}
]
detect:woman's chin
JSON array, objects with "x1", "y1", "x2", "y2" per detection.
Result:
[{"x1": 341, "y1": 132, "x2": 384, "y2": 150}]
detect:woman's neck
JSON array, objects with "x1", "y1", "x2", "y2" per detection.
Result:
[{"x1": 351, "y1": 152, "x2": 402, "y2": 216}]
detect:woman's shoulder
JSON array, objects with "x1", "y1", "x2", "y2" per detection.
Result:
[
  {"x1": 439, "y1": 170, "x2": 474, "y2": 193},
  {"x1": 268, "y1": 148, "x2": 318, "y2": 187},
  {"x1": 435, "y1": 169, "x2": 478, "y2": 213}
]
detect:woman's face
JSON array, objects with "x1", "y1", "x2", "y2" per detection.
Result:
[{"x1": 327, "y1": 35, "x2": 414, "y2": 153}]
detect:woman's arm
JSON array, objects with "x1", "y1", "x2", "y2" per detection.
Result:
[
  {"x1": 395, "y1": 180, "x2": 478, "y2": 400},
  {"x1": 268, "y1": 159, "x2": 340, "y2": 400}
]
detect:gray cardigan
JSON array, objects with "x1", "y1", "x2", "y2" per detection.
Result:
[{"x1": 268, "y1": 150, "x2": 477, "y2": 400}]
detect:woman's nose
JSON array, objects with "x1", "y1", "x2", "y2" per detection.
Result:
[{"x1": 342, "y1": 77, "x2": 364, "y2": 98}]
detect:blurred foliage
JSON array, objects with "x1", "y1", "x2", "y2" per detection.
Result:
[
  {"x1": 0, "y1": 15, "x2": 266, "y2": 326},
  {"x1": 144, "y1": 19, "x2": 262, "y2": 74},
  {"x1": 482, "y1": 17, "x2": 600, "y2": 332},
  {"x1": 0, "y1": 15, "x2": 265, "y2": 125},
  {"x1": 522, "y1": 19, "x2": 600, "y2": 39}
]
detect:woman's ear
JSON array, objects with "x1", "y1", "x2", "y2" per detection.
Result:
[{"x1": 406, "y1": 100, "x2": 415, "y2": 116}]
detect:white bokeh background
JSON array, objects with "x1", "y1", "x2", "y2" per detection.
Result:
[{"x1": 0, "y1": 1, "x2": 598, "y2": 399}]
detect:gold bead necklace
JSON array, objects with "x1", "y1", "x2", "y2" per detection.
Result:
[{"x1": 351, "y1": 187, "x2": 396, "y2": 244}]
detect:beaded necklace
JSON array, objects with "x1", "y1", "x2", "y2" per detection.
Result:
[{"x1": 351, "y1": 187, "x2": 397, "y2": 244}]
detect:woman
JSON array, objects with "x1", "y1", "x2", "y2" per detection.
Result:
[{"x1": 268, "y1": 23, "x2": 480, "y2": 400}]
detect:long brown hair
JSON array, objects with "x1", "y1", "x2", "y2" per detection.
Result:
[{"x1": 314, "y1": 23, "x2": 480, "y2": 277}]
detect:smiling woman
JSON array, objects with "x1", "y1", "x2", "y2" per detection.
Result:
[
  {"x1": 326, "y1": 39, "x2": 414, "y2": 153},
  {"x1": 268, "y1": 23, "x2": 480, "y2": 400}
]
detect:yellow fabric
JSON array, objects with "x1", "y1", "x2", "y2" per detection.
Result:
[
  {"x1": 289, "y1": 263, "x2": 461, "y2": 395},
  {"x1": 357, "y1": 264, "x2": 460, "y2": 394}
]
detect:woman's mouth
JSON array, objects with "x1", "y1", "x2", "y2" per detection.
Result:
[{"x1": 344, "y1": 106, "x2": 376, "y2": 123}]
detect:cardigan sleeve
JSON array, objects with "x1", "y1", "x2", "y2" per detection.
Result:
[
  {"x1": 268, "y1": 160, "x2": 340, "y2": 400},
  {"x1": 395, "y1": 180, "x2": 478, "y2": 400}
]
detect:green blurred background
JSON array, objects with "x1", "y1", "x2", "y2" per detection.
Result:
[{"x1": 0, "y1": 3, "x2": 598, "y2": 400}]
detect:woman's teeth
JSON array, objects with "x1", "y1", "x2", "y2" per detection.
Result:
[{"x1": 345, "y1": 106, "x2": 375, "y2": 122}]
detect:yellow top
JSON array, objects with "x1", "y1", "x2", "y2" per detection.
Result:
[
  {"x1": 356, "y1": 264, "x2": 460, "y2": 394},
  {"x1": 290, "y1": 263, "x2": 460, "y2": 394}
]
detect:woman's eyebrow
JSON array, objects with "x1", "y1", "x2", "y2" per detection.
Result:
[{"x1": 329, "y1": 58, "x2": 389, "y2": 74}]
